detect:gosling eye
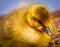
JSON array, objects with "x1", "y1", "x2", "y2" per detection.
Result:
[{"x1": 32, "y1": 17, "x2": 45, "y2": 28}]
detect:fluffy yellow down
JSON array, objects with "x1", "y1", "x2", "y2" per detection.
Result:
[{"x1": 2, "y1": 4, "x2": 54, "y2": 47}]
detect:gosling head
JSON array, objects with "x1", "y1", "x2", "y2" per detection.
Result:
[{"x1": 26, "y1": 4, "x2": 52, "y2": 36}]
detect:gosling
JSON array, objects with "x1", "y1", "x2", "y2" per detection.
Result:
[{"x1": 2, "y1": 4, "x2": 53, "y2": 47}]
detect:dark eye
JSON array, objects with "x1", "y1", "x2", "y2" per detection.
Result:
[{"x1": 33, "y1": 17, "x2": 46, "y2": 28}]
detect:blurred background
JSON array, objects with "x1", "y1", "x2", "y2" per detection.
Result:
[
  {"x1": 0, "y1": 0, "x2": 60, "y2": 15},
  {"x1": 0, "y1": 0, "x2": 60, "y2": 47}
]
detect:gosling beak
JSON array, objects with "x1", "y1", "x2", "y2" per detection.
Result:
[
  {"x1": 42, "y1": 27, "x2": 52, "y2": 36},
  {"x1": 33, "y1": 17, "x2": 52, "y2": 36}
]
